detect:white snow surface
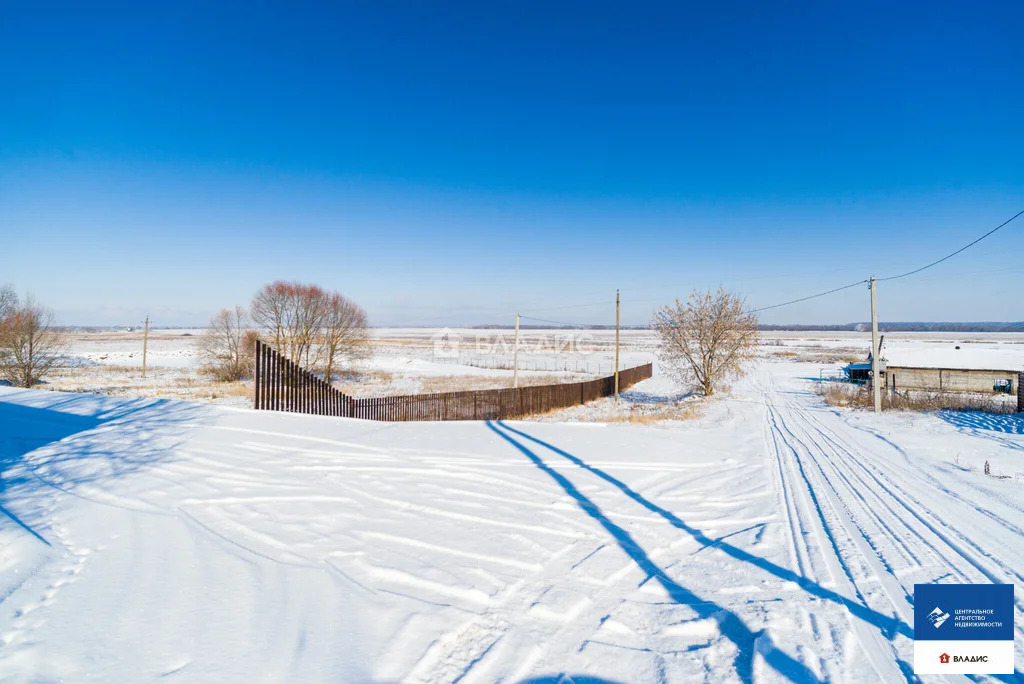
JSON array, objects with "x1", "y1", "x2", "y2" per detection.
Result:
[
  {"x1": 882, "y1": 343, "x2": 1024, "y2": 371},
  {"x1": 1, "y1": 361, "x2": 1023, "y2": 682}
]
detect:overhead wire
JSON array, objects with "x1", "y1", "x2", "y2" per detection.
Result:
[
  {"x1": 878, "y1": 208, "x2": 1024, "y2": 282},
  {"x1": 518, "y1": 315, "x2": 609, "y2": 327},
  {"x1": 745, "y1": 279, "x2": 870, "y2": 314},
  {"x1": 407, "y1": 208, "x2": 1023, "y2": 326},
  {"x1": 742, "y1": 207, "x2": 1024, "y2": 313}
]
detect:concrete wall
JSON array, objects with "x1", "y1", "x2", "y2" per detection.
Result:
[{"x1": 884, "y1": 366, "x2": 1017, "y2": 394}]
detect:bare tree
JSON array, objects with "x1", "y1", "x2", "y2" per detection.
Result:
[
  {"x1": 251, "y1": 281, "x2": 330, "y2": 364},
  {"x1": 290, "y1": 284, "x2": 329, "y2": 366},
  {"x1": 241, "y1": 329, "x2": 260, "y2": 378},
  {"x1": 0, "y1": 297, "x2": 68, "y2": 388},
  {"x1": 321, "y1": 293, "x2": 370, "y2": 382},
  {"x1": 198, "y1": 306, "x2": 252, "y2": 381},
  {"x1": 0, "y1": 284, "x2": 16, "y2": 321},
  {"x1": 250, "y1": 281, "x2": 370, "y2": 379},
  {"x1": 250, "y1": 281, "x2": 294, "y2": 355},
  {"x1": 651, "y1": 288, "x2": 759, "y2": 396}
]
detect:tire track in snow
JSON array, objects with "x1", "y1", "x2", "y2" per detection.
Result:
[
  {"x1": 784, "y1": 389, "x2": 1024, "y2": 647},
  {"x1": 769, "y1": 394, "x2": 916, "y2": 625},
  {"x1": 763, "y1": 388, "x2": 906, "y2": 682},
  {"x1": 809, "y1": 410, "x2": 1024, "y2": 586}
]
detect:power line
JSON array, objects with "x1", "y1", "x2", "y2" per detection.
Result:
[
  {"x1": 746, "y1": 279, "x2": 869, "y2": 314},
  {"x1": 740, "y1": 207, "x2": 1023, "y2": 314},
  {"x1": 406, "y1": 207, "x2": 1024, "y2": 326},
  {"x1": 519, "y1": 300, "x2": 610, "y2": 314},
  {"x1": 878, "y1": 208, "x2": 1024, "y2": 282},
  {"x1": 518, "y1": 315, "x2": 609, "y2": 327}
]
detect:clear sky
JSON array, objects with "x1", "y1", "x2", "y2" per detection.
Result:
[{"x1": 2, "y1": 1, "x2": 1022, "y2": 327}]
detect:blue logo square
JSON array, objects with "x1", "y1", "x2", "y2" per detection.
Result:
[{"x1": 914, "y1": 584, "x2": 1014, "y2": 642}]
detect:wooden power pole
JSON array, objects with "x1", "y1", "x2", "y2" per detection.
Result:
[
  {"x1": 513, "y1": 313, "x2": 520, "y2": 389},
  {"x1": 614, "y1": 290, "x2": 620, "y2": 402},
  {"x1": 870, "y1": 277, "x2": 881, "y2": 413},
  {"x1": 142, "y1": 315, "x2": 150, "y2": 379}
]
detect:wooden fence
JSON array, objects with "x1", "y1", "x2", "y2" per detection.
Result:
[
  {"x1": 253, "y1": 339, "x2": 653, "y2": 421},
  {"x1": 253, "y1": 339, "x2": 352, "y2": 416}
]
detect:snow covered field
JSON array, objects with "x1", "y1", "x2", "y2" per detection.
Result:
[
  {"x1": 47, "y1": 328, "x2": 1024, "y2": 411},
  {"x1": 1, "y1": 355, "x2": 1022, "y2": 682},
  {"x1": 50, "y1": 328, "x2": 659, "y2": 407}
]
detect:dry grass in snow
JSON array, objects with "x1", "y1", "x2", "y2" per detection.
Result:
[{"x1": 819, "y1": 382, "x2": 1016, "y2": 414}]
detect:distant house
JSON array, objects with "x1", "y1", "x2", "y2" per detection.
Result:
[
  {"x1": 884, "y1": 365, "x2": 1016, "y2": 394},
  {"x1": 845, "y1": 346, "x2": 1022, "y2": 395}
]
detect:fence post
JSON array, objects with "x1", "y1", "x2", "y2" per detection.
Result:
[
  {"x1": 288, "y1": 359, "x2": 295, "y2": 412},
  {"x1": 253, "y1": 340, "x2": 261, "y2": 410},
  {"x1": 274, "y1": 347, "x2": 281, "y2": 411},
  {"x1": 1018, "y1": 371, "x2": 1023, "y2": 412},
  {"x1": 261, "y1": 343, "x2": 268, "y2": 410}
]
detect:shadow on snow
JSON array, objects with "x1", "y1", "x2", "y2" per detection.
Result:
[
  {"x1": 485, "y1": 420, "x2": 823, "y2": 684},
  {"x1": 0, "y1": 389, "x2": 209, "y2": 546},
  {"x1": 496, "y1": 420, "x2": 1024, "y2": 683},
  {"x1": 939, "y1": 410, "x2": 1024, "y2": 436}
]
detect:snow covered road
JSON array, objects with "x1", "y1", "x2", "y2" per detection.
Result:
[{"x1": 0, "y1": 363, "x2": 1021, "y2": 682}]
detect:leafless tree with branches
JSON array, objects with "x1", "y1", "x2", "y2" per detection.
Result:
[
  {"x1": 651, "y1": 288, "x2": 759, "y2": 396},
  {"x1": 0, "y1": 284, "x2": 16, "y2": 320},
  {"x1": 198, "y1": 306, "x2": 252, "y2": 381},
  {"x1": 250, "y1": 281, "x2": 295, "y2": 355},
  {"x1": 250, "y1": 281, "x2": 371, "y2": 381},
  {"x1": 251, "y1": 281, "x2": 331, "y2": 364},
  {"x1": 0, "y1": 295, "x2": 68, "y2": 388},
  {"x1": 321, "y1": 293, "x2": 370, "y2": 382}
]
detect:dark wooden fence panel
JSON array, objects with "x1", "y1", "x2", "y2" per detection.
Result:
[
  {"x1": 253, "y1": 340, "x2": 352, "y2": 417},
  {"x1": 254, "y1": 338, "x2": 652, "y2": 422}
]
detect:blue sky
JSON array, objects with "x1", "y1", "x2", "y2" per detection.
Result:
[{"x1": 2, "y1": 1, "x2": 1022, "y2": 326}]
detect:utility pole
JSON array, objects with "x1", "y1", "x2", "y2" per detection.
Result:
[
  {"x1": 614, "y1": 290, "x2": 620, "y2": 402},
  {"x1": 142, "y1": 315, "x2": 150, "y2": 379},
  {"x1": 513, "y1": 313, "x2": 520, "y2": 389},
  {"x1": 870, "y1": 277, "x2": 881, "y2": 413}
]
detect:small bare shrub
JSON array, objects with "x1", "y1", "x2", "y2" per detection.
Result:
[
  {"x1": 199, "y1": 306, "x2": 252, "y2": 382},
  {"x1": 241, "y1": 329, "x2": 259, "y2": 377},
  {"x1": 0, "y1": 295, "x2": 68, "y2": 387}
]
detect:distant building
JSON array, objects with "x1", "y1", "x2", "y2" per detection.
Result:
[
  {"x1": 883, "y1": 366, "x2": 1015, "y2": 394},
  {"x1": 845, "y1": 345, "x2": 1021, "y2": 395}
]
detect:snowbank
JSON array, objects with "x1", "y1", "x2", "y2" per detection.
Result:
[{"x1": 1, "y1": 362, "x2": 1021, "y2": 681}]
